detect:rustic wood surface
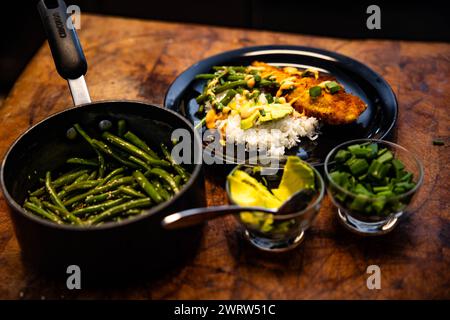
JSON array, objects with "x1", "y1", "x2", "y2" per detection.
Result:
[{"x1": 0, "y1": 14, "x2": 449, "y2": 299}]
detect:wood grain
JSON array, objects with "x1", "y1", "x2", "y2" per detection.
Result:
[{"x1": 0, "y1": 14, "x2": 449, "y2": 299}]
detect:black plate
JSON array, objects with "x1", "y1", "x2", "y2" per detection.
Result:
[{"x1": 164, "y1": 45, "x2": 398, "y2": 166}]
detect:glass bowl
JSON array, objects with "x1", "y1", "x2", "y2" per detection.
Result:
[
  {"x1": 324, "y1": 139, "x2": 424, "y2": 235},
  {"x1": 225, "y1": 158, "x2": 325, "y2": 252}
]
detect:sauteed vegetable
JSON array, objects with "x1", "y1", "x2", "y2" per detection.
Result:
[{"x1": 23, "y1": 120, "x2": 190, "y2": 226}]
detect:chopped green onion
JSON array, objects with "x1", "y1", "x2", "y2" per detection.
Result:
[
  {"x1": 309, "y1": 86, "x2": 322, "y2": 98},
  {"x1": 325, "y1": 81, "x2": 341, "y2": 94}
]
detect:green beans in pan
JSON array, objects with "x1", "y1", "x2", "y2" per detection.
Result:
[{"x1": 22, "y1": 121, "x2": 191, "y2": 226}]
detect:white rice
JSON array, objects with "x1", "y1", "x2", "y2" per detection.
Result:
[{"x1": 216, "y1": 113, "x2": 319, "y2": 157}]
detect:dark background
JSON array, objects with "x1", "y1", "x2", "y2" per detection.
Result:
[{"x1": 0, "y1": 0, "x2": 448, "y2": 97}]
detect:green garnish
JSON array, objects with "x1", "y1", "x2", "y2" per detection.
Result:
[
  {"x1": 325, "y1": 81, "x2": 341, "y2": 94},
  {"x1": 309, "y1": 86, "x2": 322, "y2": 98},
  {"x1": 329, "y1": 142, "x2": 416, "y2": 216}
]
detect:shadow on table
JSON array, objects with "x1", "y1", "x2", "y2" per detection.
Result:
[
  {"x1": 19, "y1": 225, "x2": 205, "y2": 289},
  {"x1": 225, "y1": 209, "x2": 416, "y2": 270}
]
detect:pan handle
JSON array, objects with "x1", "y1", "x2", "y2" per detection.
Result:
[{"x1": 37, "y1": 0, "x2": 91, "y2": 105}]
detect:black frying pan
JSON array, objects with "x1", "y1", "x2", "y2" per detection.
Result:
[{"x1": 0, "y1": 0, "x2": 205, "y2": 277}]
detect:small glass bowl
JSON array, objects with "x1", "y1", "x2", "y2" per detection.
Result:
[
  {"x1": 225, "y1": 158, "x2": 325, "y2": 252},
  {"x1": 324, "y1": 139, "x2": 424, "y2": 236}
]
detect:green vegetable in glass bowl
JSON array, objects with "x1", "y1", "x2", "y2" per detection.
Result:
[{"x1": 325, "y1": 139, "x2": 424, "y2": 235}]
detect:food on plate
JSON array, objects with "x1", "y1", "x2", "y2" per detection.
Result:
[
  {"x1": 194, "y1": 62, "x2": 367, "y2": 156},
  {"x1": 328, "y1": 142, "x2": 416, "y2": 216},
  {"x1": 23, "y1": 120, "x2": 190, "y2": 226},
  {"x1": 252, "y1": 62, "x2": 367, "y2": 125},
  {"x1": 227, "y1": 156, "x2": 316, "y2": 233}
]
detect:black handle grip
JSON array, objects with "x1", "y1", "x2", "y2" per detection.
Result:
[{"x1": 37, "y1": 0, "x2": 87, "y2": 79}]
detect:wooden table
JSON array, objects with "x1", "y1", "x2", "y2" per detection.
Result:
[{"x1": 0, "y1": 14, "x2": 449, "y2": 300}]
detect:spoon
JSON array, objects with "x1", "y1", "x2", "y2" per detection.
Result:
[{"x1": 162, "y1": 189, "x2": 314, "y2": 230}]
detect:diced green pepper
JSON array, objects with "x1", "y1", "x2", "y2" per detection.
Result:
[
  {"x1": 376, "y1": 190, "x2": 394, "y2": 197},
  {"x1": 349, "y1": 159, "x2": 369, "y2": 176},
  {"x1": 395, "y1": 182, "x2": 415, "y2": 191},
  {"x1": 348, "y1": 144, "x2": 361, "y2": 153},
  {"x1": 377, "y1": 150, "x2": 393, "y2": 163},
  {"x1": 399, "y1": 172, "x2": 413, "y2": 183},
  {"x1": 350, "y1": 194, "x2": 369, "y2": 211},
  {"x1": 329, "y1": 142, "x2": 416, "y2": 217},
  {"x1": 334, "y1": 190, "x2": 347, "y2": 203},
  {"x1": 372, "y1": 197, "x2": 386, "y2": 214},
  {"x1": 378, "y1": 163, "x2": 392, "y2": 179},
  {"x1": 353, "y1": 183, "x2": 372, "y2": 196},
  {"x1": 366, "y1": 143, "x2": 378, "y2": 158},
  {"x1": 334, "y1": 150, "x2": 351, "y2": 163},
  {"x1": 392, "y1": 158, "x2": 404, "y2": 171},
  {"x1": 368, "y1": 160, "x2": 383, "y2": 179},
  {"x1": 373, "y1": 185, "x2": 391, "y2": 193}
]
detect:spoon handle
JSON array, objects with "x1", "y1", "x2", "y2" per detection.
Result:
[{"x1": 162, "y1": 205, "x2": 275, "y2": 230}]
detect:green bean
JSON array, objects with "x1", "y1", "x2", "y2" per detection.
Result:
[
  {"x1": 71, "y1": 198, "x2": 126, "y2": 216},
  {"x1": 118, "y1": 185, "x2": 146, "y2": 198},
  {"x1": 132, "y1": 171, "x2": 163, "y2": 204},
  {"x1": 174, "y1": 175, "x2": 182, "y2": 187},
  {"x1": 74, "y1": 124, "x2": 106, "y2": 178},
  {"x1": 124, "y1": 131, "x2": 159, "y2": 159},
  {"x1": 53, "y1": 170, "x2": 90, "y2": 186},
  {"x1": 214, "y1": 80, "x2": 248, "y2": 94},
  {"x1": 85, "y1": 189, "x2": 122, "y2": 204},
  {"x1": 42, "y1": 201, "x2": 67, "y2": 218},
  {"x1": 45, "y1": 172, "x2": 81, "y2": 225},
  {"x1": 98, "y1": 167, "x2": 126, "y2": 186},
  {"x1": 128, "y1": 155, "x2": 152, "y2": 171},
  {"x1": 63, "y1": 176, "x2": 134, "y2": 206},
  {"x1": 194, "y1": 117, "x2": 206, "y2": 130},
  {"x1": 76, "y1": 173, "x2": 90, "y2": 182},
  {"x1": 73, "y1": 123, "x2": 92, "y2": 143},
  {"x1": 87, "y1": 171, "x2": 97, "y2": 180},
  {"x1": 220, "y1": 89, "x2": 237, "y2": 106},
  {"x1": 123, "y1": 209, "x2": 142, "y2": 216},
  {"x1": 160, "y1": 143, "x2": 190, "y2": 183},
  {"x1": 29, "y1": 196, "x2": 43, "y2": 208},
  {"x1": 108, "y1": 174, "x2": 125, "y2": 182},
  {"x1": 102, "y1": 132, "x2": 170, "y2": 167},
  {"x1": 29, "y1": 169, "x2": 89, "y2": 196},
  {"x1": 24, "y1": 202, "x2": 62, "y2": 224},
  {"x1": 226, "y1": 74, "x2": 246, "y2": 81},
  {"x1": 117, "y1": 120, "x2": 127, "y2": 137},
  {"x1": 24, "y1": 120, "x2": 187, "y2": 226},
  {"x1": 160, "y1": 179, "x2": 173, "y2": 192},
  {"x1": 91, "y1": 139, "x2": 139, "y2": 168},
  {"x1": 88, "y1": 198, "x2": 152, "y2": 224},
  {"x1": 212, "y1": 66, "x2": 246, "y2": 72},
  {"x1": 195, "y1": 73, "x2": 217, "y2": 80},
  {"x1": 57, "y1": 173, "x2": 90, "y2": 198},
  {"x1": 63, "y1": 180, "x2": 102, "y2": 193},
  {"x1": 66, "y1": 158, "x2": 98, "y2": 167},
  {"x1": 259, "y1": 79, "x2": 279, "y2": 88},
  {"x1": 145, "y1": 168, "x2": 179, "y2": 193},
  {"x1": 151, "y1": 179, "x2": 171, "y2": 201},
  {"x1": 196, "y1": 93, "x2": 209, "y2": 104}
]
